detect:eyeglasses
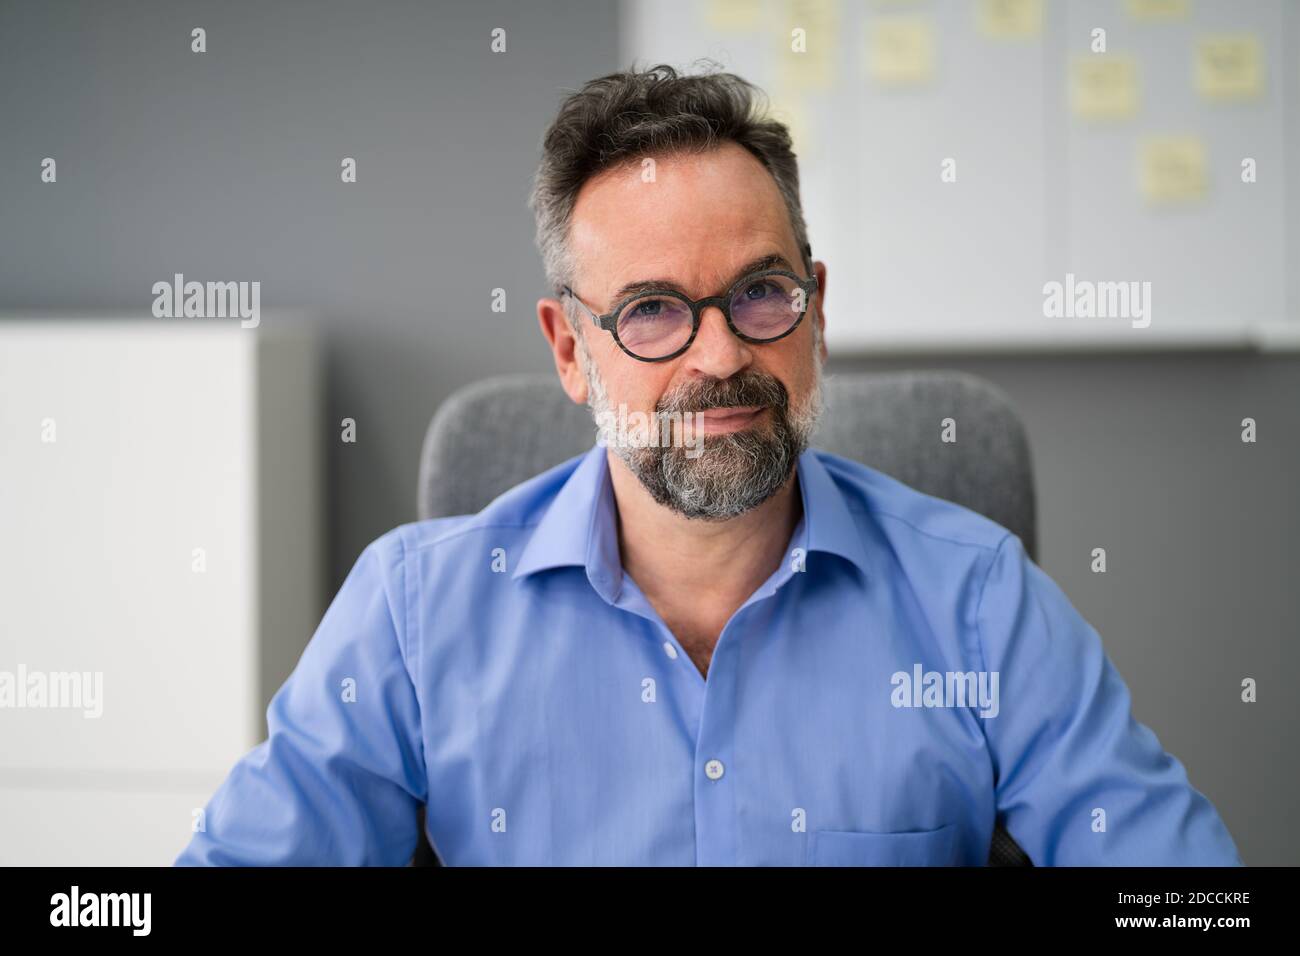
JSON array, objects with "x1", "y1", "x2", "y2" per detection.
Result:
[{"x1": 561, "y1": 268, "x2": 820, "y2": 363}]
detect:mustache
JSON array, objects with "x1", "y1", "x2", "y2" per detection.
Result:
[{"x1": 657, "y1": 372, "x2": 789, "y2": 416}]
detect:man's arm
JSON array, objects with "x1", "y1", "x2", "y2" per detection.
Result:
[
  {"x1": 175, "y1": 534, "x2": 427, "y2": 865},
  {"x1": 974, "y1": 533, "x2": 1241, "y2": 866}
]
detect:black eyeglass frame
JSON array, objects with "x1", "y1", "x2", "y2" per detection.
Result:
[{"x1": 561, "y1": 268, "x2": 820, "y2": 363}]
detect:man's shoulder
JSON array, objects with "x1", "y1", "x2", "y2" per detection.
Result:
[
  {"x1": 809, "y1": 447, "x2": 1014, "y2": 561},
  {"x1": 363, "y1": 450, "x2": 590, "y2": 565}
]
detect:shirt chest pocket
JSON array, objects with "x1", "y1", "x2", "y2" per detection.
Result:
[{"x1": 808, "y1": 823, "x2": 960, "y2": 866}]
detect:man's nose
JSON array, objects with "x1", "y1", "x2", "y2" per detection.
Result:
[{"x1": 684, "y1": 304, "x2": 751, "y2": 379}]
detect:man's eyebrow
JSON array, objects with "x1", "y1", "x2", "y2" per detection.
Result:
[{"x1": 608, "y1": 253, "x2": 793, "y2": 305}]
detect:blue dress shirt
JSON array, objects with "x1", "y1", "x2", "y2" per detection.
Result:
[{"x1": 175, "y1": 444, "x2": 1241, "y2": 866}]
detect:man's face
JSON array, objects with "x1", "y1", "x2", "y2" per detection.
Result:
[{"x1": 556, "y1": 141, "x2": 828, "y2": 520}]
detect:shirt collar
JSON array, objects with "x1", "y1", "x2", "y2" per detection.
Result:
[
  {"x1": 512, "y1": 444, "x2": 870, "y2": 594},
  {"x1": 794, "y1": 445, "x2": 872, "y2": 580},
  {"x1": 511, "y1": 445, "x2": 621, "y2": 596}
]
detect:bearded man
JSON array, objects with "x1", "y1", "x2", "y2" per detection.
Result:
[{"x1": 176, "y1": 64, "x2": 1240, "y2": 868}]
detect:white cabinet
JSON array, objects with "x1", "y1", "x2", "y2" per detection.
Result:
[{"x1": 0, "y1": 318, "x2": 322, "y2": 864}]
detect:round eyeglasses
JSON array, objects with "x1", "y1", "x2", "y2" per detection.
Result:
[{"x1": 562, "y1": 268, "x2": 819, "y2": 362}]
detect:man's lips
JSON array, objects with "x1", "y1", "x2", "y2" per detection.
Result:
[{"x1": 689, "y1": 405, "x2": 767, "y2": 433}]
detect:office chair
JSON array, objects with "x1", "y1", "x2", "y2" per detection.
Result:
[{"x1": 413, "y1": 370, "x2": 1037, "y2": 866}]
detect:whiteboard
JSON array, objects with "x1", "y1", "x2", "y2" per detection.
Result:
[{"x1": 621, "y1": 0, "x2": 1298, "y2": 352}]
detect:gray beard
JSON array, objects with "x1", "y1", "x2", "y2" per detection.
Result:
[
  {"x1": 577, "y1": 334, "x2": 824, "y2": 521},
  {"x1": 643, "y1": 420, "x2": 804, "y2": 520}
]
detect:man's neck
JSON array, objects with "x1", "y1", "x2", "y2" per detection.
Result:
[{"x1": 607, "y1": 450, "x2": 803, "y2": 612}]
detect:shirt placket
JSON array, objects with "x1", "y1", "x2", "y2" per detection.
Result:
[{"x1": 604, "y1": 524, "x2": 806, "y2": 866}]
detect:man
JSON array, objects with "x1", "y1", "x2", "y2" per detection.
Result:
[{"x1": 175, "y1": 64, "x2": 1240, "y2": 866}]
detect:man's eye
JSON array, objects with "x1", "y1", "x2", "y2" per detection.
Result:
[{"x1": 629, "y1": 299, "x2": 664, "y2": 318}]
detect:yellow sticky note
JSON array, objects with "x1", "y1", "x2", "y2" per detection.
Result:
[
  {"x1": 1196, "y1": 35, "x2": 1263, "y2": 101},
  {"x1": 867, "y1": 17, "x2": 935, "y2": 86},
  {"x1": 977, "y1": 0, "x2": 1042, "y2": 39},
  {"x1": 706, "y1": 0, "x2": 762, "y2": 31},
  {"x1": 1125, "y1": 0, "x2": 1188, "y2": 21},
  {"x1": 1070, "y1": 56, "x2": 1138, "y2": 119},
  {"x1": 1139, "y1": 137, "x2": 1207, "y2": 203},
  {"x1": 779, "y1": 0, "x2": 841, "y2": 91}
]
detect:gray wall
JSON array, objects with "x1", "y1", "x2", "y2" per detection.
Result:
[
  {"x1": 1, "y1": 0, "x2": 1293, "y2": 865},
  {"x1": 0, "y1": 0, "x2": 620, "y2": 589}
]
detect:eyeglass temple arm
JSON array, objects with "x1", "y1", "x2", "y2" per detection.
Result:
[{"x1": 561, "y1": 286, "x2": 604, "y2": 328}]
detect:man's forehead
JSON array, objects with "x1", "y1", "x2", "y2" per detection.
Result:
[
  {"x1": 568, "y1": 147, "x2": 795, "y2": 299},
  {"x1": 571, "y1": 145, "x2": 783, "y2": 230}
]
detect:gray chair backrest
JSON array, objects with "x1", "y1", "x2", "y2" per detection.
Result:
[{"x1": 414, "y1": 369, "x2": 1036, "y2": 866}]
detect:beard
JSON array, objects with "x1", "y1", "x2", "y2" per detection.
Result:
[{"x1": 576, "y1": 329, "x2": 825, "y2": 521}]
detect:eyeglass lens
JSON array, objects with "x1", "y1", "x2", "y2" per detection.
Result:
[{"x1": 614, "y1": 273, "x2": 806, "y2": 359}]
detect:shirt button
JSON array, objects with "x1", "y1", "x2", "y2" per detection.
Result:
[
  {"x1": 704, "y1": 759, "x2": 725, "y2": 780},
  {"x1": 662, "y1": 641, "x2": 678, "y2": 659}
]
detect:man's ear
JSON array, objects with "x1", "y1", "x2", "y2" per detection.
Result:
[
  {"x1": 813, "y1": 260, "x2": 828, "y2": 364},
  {"x1": 537, "y1": 297, "x2": 589, "y2": 405}
]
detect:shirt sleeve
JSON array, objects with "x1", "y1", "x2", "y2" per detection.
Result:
[
  {"x1": 174, "y1": 533, "x2": 428, "y2": 865},
  {"x1": 974, "y1": 532, "x2": 1241, "y2": 866}
]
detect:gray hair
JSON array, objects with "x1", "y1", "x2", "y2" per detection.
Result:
[{"x1": 528, "y1": 60, "x2": 814, "y2": 324}]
